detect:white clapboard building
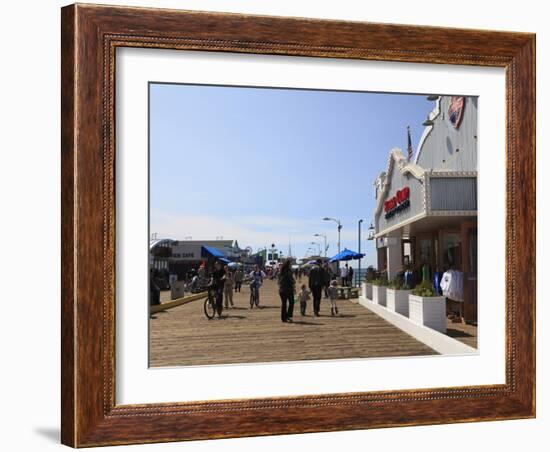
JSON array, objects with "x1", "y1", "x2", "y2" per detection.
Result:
[{"x1": 372, "y1": 95, "x2": 478, "y2": 322}]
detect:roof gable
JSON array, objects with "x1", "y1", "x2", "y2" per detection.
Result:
[{"x1": 374, "y1": 148, "x2": 425, "y2": 217}]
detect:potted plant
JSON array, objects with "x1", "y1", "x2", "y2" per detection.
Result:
[
  {"x1": 371, "y1": 277, "x2": 388, "y2": 306},
  {"x1": 408, "y1": 280, "x2": 446, "y2": 333},
  {"x1": 362, "y1": 266, "x2": 375, "y2": 300},
  {"x1": 386, "y1": 277, "x2": 412, "y2": 316}
]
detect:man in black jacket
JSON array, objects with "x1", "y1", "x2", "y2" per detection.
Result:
[{"x1": 308, "y1": 260, "x2": 324, "y2": 316}]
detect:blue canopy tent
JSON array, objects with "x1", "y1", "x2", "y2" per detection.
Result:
[
  {"x1": 201, "y1": 245, "x2": 231, "y2": 264},
  {"x1": 329, "y1": 248, "x2": 365, "y2": 262}
]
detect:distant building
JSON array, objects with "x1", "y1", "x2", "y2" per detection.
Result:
[
  {"x1": 149, "y1": 238, "x2": 174, "y2": 272},
  {"x1": 149, "y1": 239, "x2": 245, "y2": 279},
  {"x1": 170, "y1": 239, "x2": 235, "y2": 261},
  {"x1": 247, "y1": 248, "x2": 280, "y2": 269}
]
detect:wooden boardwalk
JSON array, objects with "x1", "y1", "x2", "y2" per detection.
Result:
[
  {"x1": 149, "y1": 278, "x2": 437, "y2": 367},
  {"x1": 445, "y1": 321, "x2": 478, "y2": 349}
]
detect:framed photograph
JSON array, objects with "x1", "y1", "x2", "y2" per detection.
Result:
[{"x1": 61, "y1": 3, "x2": 535, "y2": 447}]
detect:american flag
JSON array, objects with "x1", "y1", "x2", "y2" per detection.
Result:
[
  {"x1": 407, "y1": 126, "x2": 413, "y2": 162},
  {"x1": 448, "y1": 96, "x2": 465, "y2": 129}
]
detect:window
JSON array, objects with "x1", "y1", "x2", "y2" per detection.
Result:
[{"x1": 443, "y1": 233, "x2": 461, "y2": 269}]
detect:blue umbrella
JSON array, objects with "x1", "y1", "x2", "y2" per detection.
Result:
[
  {"x1": 201, "y1": 245, "x2": 231, "y2": 264},
  {"x1": 329, "y1": 248, "x2": 365, "y2": 263}
]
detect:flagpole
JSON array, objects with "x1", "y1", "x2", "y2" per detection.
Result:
[{"x1": 407, "y1": 125, "x2": 413, "y2": 162}]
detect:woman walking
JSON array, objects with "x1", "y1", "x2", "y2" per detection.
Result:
[
  {"x1": 223, "y1": 266, "x2": 235, "y2": 309},
  {"x1": 277, "y1": 258, "x2": 295, "y2": 323}
]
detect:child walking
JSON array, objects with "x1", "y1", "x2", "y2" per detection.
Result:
[
  {"x1": 328, "y1": 279, "x2": 339, "y2": 316},
  {"x1": 298, "y1": 284, "x2": 311, "y2": 316}
]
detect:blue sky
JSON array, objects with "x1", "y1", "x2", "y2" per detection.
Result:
[{"x1": 149, "y1": 83, "x2": 433, "y2": 267}]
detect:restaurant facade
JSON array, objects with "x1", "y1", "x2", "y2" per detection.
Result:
[
  {"x1": 149, "y1": 239, "x2": 243, "y2": 279},
  {"x1": 372, "y1": 95, "x2": 478, "y2": 322}
]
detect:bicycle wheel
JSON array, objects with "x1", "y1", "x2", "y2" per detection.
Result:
[{"x1": 204, "y1": 296, "x2": 216, "y2": 319}]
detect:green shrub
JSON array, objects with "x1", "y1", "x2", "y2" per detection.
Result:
[
  {"x1": 411, "y1": 280, "x2": 436, "y2": 297},
  {"x1": 402, "y1": 280, "x2": 412, "y2": 290},
  {"x1": 371, "y1": 278, "x2": 389, "y2": 287},
  {"x1": 387, "y1": 278, "x2": 403, "y2": 290}
]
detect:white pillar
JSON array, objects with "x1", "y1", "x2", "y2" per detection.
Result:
[{"x1": 386, "y1": 237, "x2": 402, "y2": 281}]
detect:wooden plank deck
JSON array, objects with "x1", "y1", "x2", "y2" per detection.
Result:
[
  {"x1": 149, "y1": 278, "x2": 437, "y2": 367},
  {"x1": 445, "y1": 321, "x2": 478, "y2": 349}
]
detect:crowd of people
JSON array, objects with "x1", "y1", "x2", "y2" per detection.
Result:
[
  {"x1": 277, "y1": 258, "x2": 343, "y2": 322},
  {"x1": 151, "y1": 258, "x2": 357, "y2": 322},
  {"x1": 204, "y1": 262, "x2": 268, "y2": 318},
  {"x1": 339, "y1": 263, "x2": 355, "y2": 287}
]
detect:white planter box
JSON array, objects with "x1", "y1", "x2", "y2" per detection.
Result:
[
  {"x1": 366, "y1": 282, "x2": 373, "y2": 300},
  {"x1": 386, "y1": 289, "x2": 412, "y2": 316},
  {"x1": 361, "y1": 282, "x2": 373, "y2": 300},
  {"x1": 372, "y1": 285, "x2": 387, "y2": 306},
  {"x1": 408, "y1": 295, "x2": 447, "y2": 333}
]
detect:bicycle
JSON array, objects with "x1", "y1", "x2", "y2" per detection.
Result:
[
  {"x1": 204, "y1": 286, "x2": 221, "y2": 320},
  {"x1": 249, "y1": 282, "x2": 260, "y2": 308}
]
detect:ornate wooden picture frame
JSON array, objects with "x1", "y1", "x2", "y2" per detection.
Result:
[{"x1": 61, "y1": 3, "x2": 535, "y2": 447}]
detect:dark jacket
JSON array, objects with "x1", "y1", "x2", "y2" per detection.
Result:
[
  {"x1": 211, "y1": 268, "x2": 225, "y2": 289},
  {"x1": 278, "y1": 269, "x2": 295, "y2": 295},
  {"x1": 308, "y1": 265, "x2": 324, "y2": 288},
  {"x1": 149, "y1": 276, "x2": 161, "y2": 306},
  {"x1": 322, "y1": 266, "x2": 331, "y2": 286}
]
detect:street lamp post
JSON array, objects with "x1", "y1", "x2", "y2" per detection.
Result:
[
  {"x1": 310, "y1": 241, "x2": 321, "y2": 257},
  {"x1": 323, "y1": 217, "x2": 342, "y2": 273},
  {"x1": 314, "y1": 233, "x2": 327, "y2": 258},
  {"x1": 358, "y1": 219, "x2": 363, "y2": 287},
  {"x1": 323, "y1": 217, "x2": 342, "y2": 253}
]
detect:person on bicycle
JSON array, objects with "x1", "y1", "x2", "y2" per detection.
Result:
[
  {"x1": 210, "y1": 260, "x2": 226, "y2": 318},
  {"x1": 248, "y1": 265, "x2": 266, "y2": 308}
]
